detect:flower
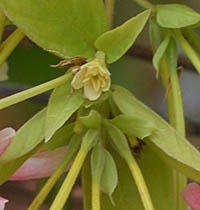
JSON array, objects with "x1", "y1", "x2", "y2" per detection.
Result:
[
  {"x1": 71, "y1": 51, "x2": 111, "y2": 101},
  {"x1": 0, "y1": 128, "x2": 15, "y2": 155},
  {"x1": 0, "y1": 197, "x2": 8, "y2": 210},
  {"x1": 182, "y1": 182, "x2": 200, "y2": 210},
  {"x1": 0, "y1": 127, "x2": 68, "y2": 209},
  {"x1": 0, "y1": 128, "x2": 67, "y2": 180}
]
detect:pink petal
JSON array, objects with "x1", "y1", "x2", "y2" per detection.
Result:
[
  {"x1": 182, "y1": 183, "x2": 200, "y2": 210},
  {"x1": 0, "y1": 128, "x2": 15, "y2": 156},
  {"x1": 0, "y1": 197, "x2": 8, "y2": 210},
  {"x1": 9, "y1": 146, "x2": 67, "y2": 180}
]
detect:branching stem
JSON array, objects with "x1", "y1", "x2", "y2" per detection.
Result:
[
  {"x1": 0, "y1": 73, "x2": 72, "y2": 110},
  {"x1": 0, "y1": 29, "x2": 24, "y2": 66},
  {"x1": 0, "y1": 9, "x2": 6, "y2": 43},
  {"x1": 125, "y1": 152, "x2": 155, "y2": 210},
  {"x1": 105, "y1": 0, "x2": 115, "y2": 29},
  {"x1": 28, "y1": 137, "x2": 80, "y2": 210},
  {"x1": 164, "y1": 38, "x2": 187, "y2": 210},
  {"x1": 174, "y1": 29, "x2": 200, "y2": 74},
  {"x1": 49, "y1": 145, "x2": 90, "y2": 210}
]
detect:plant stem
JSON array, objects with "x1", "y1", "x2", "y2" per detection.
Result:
[
  {"x1": 165, "y1": 38, "x2": 187, "y2": 210},
  {"x1": 159, "y1": 59, "x2": 175, "y2": 125},
  {"x1": 92, "y1": 182, "x2": 101, "y2": 210},
  {"x1": 166, "y1": 39, "x2": 185, "y2": 134},
  {"x1": 160, "y1": 60, "x2": 187, "y2": 210},
  {"x1": 182, "y1": 28, "x2": 200, "y2": 55},
  {"x1": 132, "y1": 0, "x2": 153, "y2": 9},
  {"x1": 82, "y1": 153, "x2": 92, "y2": 210},
  {"x1": 173, "y1": 172, "x2": 187, "y2": 210},
  {"x1": 0, "y1": 29, "x2": 24, "y2": 66},
  {"x1": 105, "y1": 0, "x2": 115, "y2": 29},
  {"x1": 173, "y1": 29, "x2": 200, "y2": 74},
  {"x1": 28, "y1": 137, "x2": 81, "y2": 210},
  {"x1": 49, "y1": 147, "x2": 88, "y2": 210},
  {"x1": 0, "y1": 73, "x2": 72, "y2": 110},
  {"x1": 0, "y1": 9, "x2": 6, "y2": 43},
  {"x1": 169, "y1": 71, "x2": 187, "y2": 210},
  {"x1": 125, "y1": 153, "x2": 155, "y2": 210}
]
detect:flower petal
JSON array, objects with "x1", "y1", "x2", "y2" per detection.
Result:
[
  {"x1": 182, "y1": 183, "x2": 200, "y2": 210},
  {"x1": 9, "y1": 146, "x2": 67, "y2": 180},
  {"x1": 84, "y1": 81, "x2": 101, "y2": 101},
  {"x1": 0, "y1": 128, "x2": 15, "y2": 156},
  {"x1": 100, "y1": 77, "x2": 111, "y2": 92},
  {"x1": 0, "y1": 197, "x2": 8, "y2": 210},
  {"x1": 71, "y1": 69, "x2": 85, "y2": 89},
  {"x1": 91, "y1": 77, "x2": 100, "y2": 92}
]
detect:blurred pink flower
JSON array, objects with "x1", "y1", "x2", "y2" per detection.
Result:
[
  {"x1": 182, "y1": 182, "x2": 200, "y2": 210},
  {"x1": 0, "y1": 127, "x2": 67, "y2": 180},
  {"x1": 0, "y1": 197, "x2": 8, "y2": 210},
  {"x1": 0, "y1": 128, "x2": 15, "y2": 156},
  {"x1": 0, "y1": 127, "x2": 68, "y2": 209}
]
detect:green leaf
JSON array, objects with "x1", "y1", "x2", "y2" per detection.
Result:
[
  {"x1": 43, "y1": 123, "x2": 74, "y2": 151},
  {"x1": 101, "y1": 146, "x2": 175, "y2": 210},
  {"x1": 0, "y1": 109, "x2": 46, "y2": 163},
  {"x1": 45, "y1": 81, "x2": 84, "y2": 141},
  {"x1": 81, "y1": 129, "x2": 100, "y2": 153},
  {"x1": 91, "y1": 143, "x2": 105, "y2": 182},
  {"x1": 95, "y1": 10, "x2": 151, "y2": 64},
  {"x1": 110, "y1": 115, "x2": 155, "y2": 139},
  {"x1": 0, "y1": 0, "x2": 107, "y2": 58},
  {"x1": 138, "y1": 146, "x2": 175, "y2": 210},
  {"x1": 80, "y1": 110, "x2": 102, "y2": 129},
  {"x1": 101, "y1": 149, "x2": 118, "y2": 205},
  {"x1": 104, "y1": 120, "x2": 131, "y2": 157},
  {"x1": 108, "y1": 96, "x2": 121, "y2": 117},
  {"x1": 156, "y1": 4, "x2": 200, "y2": 28},
  {"x1": 152, "y1": 35, "x2": 170, "y2": 77},
  {"x1": 112, "y1": 86, "x2": 200, "y2": 182},
  {"x1": 149, "y1": 17, "x2": 165, "y2": 52}
]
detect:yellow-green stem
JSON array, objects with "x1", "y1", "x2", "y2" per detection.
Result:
[
  {"x1": 168, "y1": 63, "x2": 185, "y2": 134},
  {"x1": 159, "y1": 59, "x2": 175, "y2": 124},
  {"x1": 0, "y1": 29, "x2": 24, "y2": 66},
  {"x1": 92, "y1": 181, "x2": 101, "y2": 210},
  {"x1": 160, "y1": 60, "x2": 187, "y2": 209},
  {"x1": 163, "y1": 38, "x2": 187, "y2": 210},
  {"x1": 132, "y1": 0, "x2": 153, "y2": 9},
  {"x1": 49, "y1": 149, "x2": 88, "y2": 210},
  {"x1": 182, "y1": 28, "x2": 200, "y2": 55},
  {"x1": 28, "y1": 136, "x2": 80, "y2": 210},
  {"x1": 173, "y1": 171, "x2": 187, "y2": 210},
  {"x1": 0, "y1": 10, "x2": 6, "y2": 43},
  {"x1": 168, "y1": 66, "x2": 187, "y2": 210},
  {"x1": 125, "y1": 153, "x2": 155, "y2": 210},
  {"x1": 173, "y1": 29, "x2": 200, "y2": 74},
  {"x1": 0, "y1": 73, "x2": 72, "y2": 110},
  {"x1": 28, "y1": 158, "x2": 68, "y2": 210},
  {"x1": 105, "y1": 0, "x2": 115, "y2": 29}
]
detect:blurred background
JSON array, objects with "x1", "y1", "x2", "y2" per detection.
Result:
[{"x1": 1, "y1": 0, "x2": 200, "y2": 209}]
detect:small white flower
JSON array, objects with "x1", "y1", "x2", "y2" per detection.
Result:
[{"x1": 71, "y1": 51, "x2": 111, "y2": 101}]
